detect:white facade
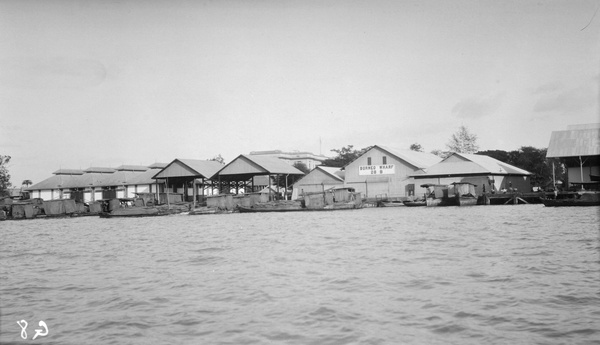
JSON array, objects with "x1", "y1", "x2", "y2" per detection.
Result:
[{"x1": 344, "y1": 146, "x2": 441, "y2": 200}]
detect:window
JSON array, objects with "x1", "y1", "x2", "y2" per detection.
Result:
[
  {"x1": 367, "y1": 157, "x2": 372, "y2": 165},
  {"x1": 383, "y1": 156, "x2": 387, "y2": 164}
]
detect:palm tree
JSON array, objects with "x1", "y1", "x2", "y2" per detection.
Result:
[{"x1": 21, "y1": 179, "x2": 32, "y2": 192}]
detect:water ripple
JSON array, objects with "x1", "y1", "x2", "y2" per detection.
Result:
[{"x1": 1, "y1": 206, "x2": 599, "y2": 344}]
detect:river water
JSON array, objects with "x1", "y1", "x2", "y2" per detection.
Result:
[{"x1": 1, "y1": 205, "x2": 599, "y2": 345}]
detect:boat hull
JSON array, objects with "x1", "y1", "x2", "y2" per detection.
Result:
[
  {"x1": 457, "y1": 197, "x2": 478, "y2": 206},
  {"x1": 403, "y1": 201, "x2": 426, "y2": 207},
  {"x1": 426, "y1": 198, "x2": 457, "y2": 207},
  {"x1": 542, "y1": 199, "x2": 600, "y2": 207},
  {"x1": 99, "y1": 207, "x2": 166, "y2": 218},
  {"x1": 237, "y1": 205, "x2": 306, "y2": 213},
  {"x1": 542, "y1": 192, "x2": 600, "y2": 207}
]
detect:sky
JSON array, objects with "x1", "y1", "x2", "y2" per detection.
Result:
[{"x1": 1, "y1": 0, "x2": 599, "y2": 186}]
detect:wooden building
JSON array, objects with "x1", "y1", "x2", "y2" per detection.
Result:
[
  {"x1": 291, "y1": 166, "x2": 344, "y2": 200},
  {"x1": 411, "y1": 152, "x2": 532, "y2": 196},
  {"x1": 27, "y1": 164, "x2": 168, "y2": 202},
  {"x1": 214, "y1": 154, "x2": 305, "y2": 198},
  {"x1": 546, "y1": 123, "x2": 600, "y2": 190},
  {"x1": 343, "y1": 145, "x2": 441, "y2": 201},
  {"x1": 27, "y1": 169, "x2": 85, "y2": 201},
  {"x1": 152, "y1": 159, "x2": 224, "y2": 205}
]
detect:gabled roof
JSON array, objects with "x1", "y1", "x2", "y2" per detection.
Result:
[
  {"x1": 292, "y1": 166, "x2": 344, "y2": 187},
  {"x1": 123, "y1": 169, "x2": 160, "y2": 185},
  {"x1": 349, "y1": 145, "x2": 441, "y2": 170},
  {"x1": 377, "y1": 146, "x2": 442, "y2": 169},
  {"x1": 214, "y1": 155, "x2": 305, "y2": 181},
  {"x1": 412, "y1": 152, "x2": 531, "y2": 178},
  {"x1": 546, "y1": 125, "x2": 600, "y2": 158},
  {"x1": 28, "y1": 174, "x2": 85, "y2": 190},
  {"x1": 315, "y1": 166, "x2": 345, "y2": 182},
  {"x1": 152, "y1": 159, "x2": 224, "y2": 180}
]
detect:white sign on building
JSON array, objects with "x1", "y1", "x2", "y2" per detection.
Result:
[{"x1": 358, "y1": 164, "x2": 395, "y2": 176}]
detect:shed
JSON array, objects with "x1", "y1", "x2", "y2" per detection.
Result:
[
  {"x1": 27, "y1": 164, "x2": 168, "y2": 202},
  {"x1": 411, "y1": 152, "x2": 532, "y2": 195},
  {"x1": 546, "y1": 124, "x2": 600, "y2": 188},
  {"x1": 291, "y1": 166, "x2": 345, "y2": 199},
  {"x1": 152, "y1": 159, "x2": 224, "y2": 204},
  {"x1": 212, "y1": 155, "x2": 305, "y2": 199}
]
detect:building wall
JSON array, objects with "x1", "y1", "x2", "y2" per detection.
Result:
[
  {"x1": 344, "y1": 147, "x2": 424, "y2": 199},
  {"x1": 567, "y1": 165, "x2": 600, "y2": 184},
  {"x1": 292, "y1": 169, "x2": 343, "y2": 199}
]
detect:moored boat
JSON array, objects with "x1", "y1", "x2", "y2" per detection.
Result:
[
  {"x1": 403, "y1": 200, "x2": 426, "y2": 207},
  {"x1": 99, "y1": 207, "x2": 166, "y2": 218},
  {"x1": 541, "y1": 192, "x2": 600, "y2": 207},
  {"x1": 189, "y1": 207, "x2": 218, "y2": 215},
  {"x1": 237, "y1": 205, "x2": 307, "y2": 213}
]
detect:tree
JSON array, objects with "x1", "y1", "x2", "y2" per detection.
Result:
[
  {"x1": 292, "y1": 162, "x2": 310, "y2": 174},
  {"x1": 476, "y1": 149, "x2": 510, "y2": 163},
  {"x1": 430, "y1": 149, "x2": 450, "y2": 159},
  {"x1": 208, "y1": 154, "x2": 225, "y2": 164},
  {"x1": 446, "y1": 125, "x2": 479, "y2": 154},
  {"x1": 0, "y1": 155, "x2": 12, "y2": 197},
  {"x1": 322, "y1": 145, "x2": 372, "y2": 168},
  {"x1": 410, "y1": 143, "x2": 424, "y2": 152},
  {"x1": 476, "y1": 146, "x2": 565, "y2": 189},
  {"x1": 21, "y1": 179, "x2": 32, "y2": 193}
]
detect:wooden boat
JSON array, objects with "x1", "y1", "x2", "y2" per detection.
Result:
[
  {"x1": 457, "y1": 196, "x2": 478, "y2": 206},
  {"x1": 421, "y1": 182, "x2": 478, "y2": 207},
  {"x1": 237, "y1": 202, "x2": 362, "y2": 213},
  {"x1": 189, "y1": 207, "x2": 218, "y2": 215},
  {"x1": 426, "y1": 197, "x2": 456, "y2": 207},
  {"x1": 453, "y1": 182, "x2": 478, "y2": 206},
  {"x1": 379, "y1": 201, "x2": 405, "y2": 207},
  {"x1": 99, "y1": 207, "x2": 167, "y2": 218},
  {"x1": 542, "y1": 192, "x2": 600, "y2": 207},
  {"x1": 403, "y1": 200, "x2": 426, "y2": 207},
  {"x1": 237, "y1": 205, "x2": 306, "y2": 213}
]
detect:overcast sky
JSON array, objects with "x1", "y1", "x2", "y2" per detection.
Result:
[{"x1": 1, "y1": 0, "x2": 599, "y2": 186}]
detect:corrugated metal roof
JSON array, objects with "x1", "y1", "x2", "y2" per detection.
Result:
[
  {"x1": 374, "y1": 146, "x2": 442, "y2": 169},
  {"x1": 29, "y1": 165, "x2": 163, "y2": 191},
  {"x1": 216, "y1": 155, "x2": 305, "y2": 180},
  {"x1": 239, "y1": 155, "x2": 305, "y2": 175},
  {"x1": 546, "y1": 127, "x2": 600, "y2": 158},
  {"x1": 179, "y1": 159, "x2": 224, "y2": 178},
  {"x1": 316, "y1": 166, "x2": 344, "y2": 182},
  {"x1": 413, "y1": 152, "x2": 531, "y2": 177},
  {"x1": 153, "y1": 159, "x2": 224, "y2": 179},
  {"x1": 28, "y1": 174, "x2": 85, "y2": 190}
]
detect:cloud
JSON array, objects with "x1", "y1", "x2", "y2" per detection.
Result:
[
  {"x1": 0, "y1": 57, "x2": 107, "y2": 89},
  {"x1": 533, "y1": 83, "x2": 596, "y2": 113},
  {"x1": 451, "y1": 93, "x2": 504, "y2": 119}
]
